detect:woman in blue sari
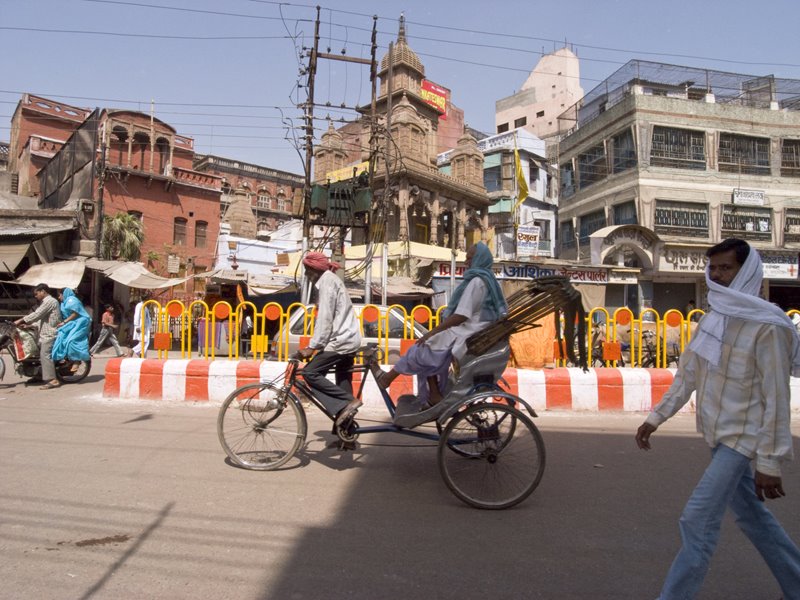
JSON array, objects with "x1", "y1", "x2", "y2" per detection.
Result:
[{"x1": 52, "y1": 288, "x2": 91, "y2": 365}]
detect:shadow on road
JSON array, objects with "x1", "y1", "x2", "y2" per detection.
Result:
[{"x1": 256, "y1": 419, "x2": 799, "y2": 600}]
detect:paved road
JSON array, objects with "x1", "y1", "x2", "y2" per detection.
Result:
[{"x1": 1, "y1": 354, "x2": 799, "y2": 599}]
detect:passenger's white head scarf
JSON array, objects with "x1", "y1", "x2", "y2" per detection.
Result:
[{"x1": 688, "y1": 245, "x2": 800, "y2": 375}]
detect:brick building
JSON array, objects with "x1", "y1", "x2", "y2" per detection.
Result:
[
  {"x1": 193, "y1": 154, "x2": 303, "y2": 238},
  {"x1": 9, "y1": 94, "x2": 223, "y2": 289},
  {"x1": 8, "y1": 94, "x2": 91, "y2": 196}
]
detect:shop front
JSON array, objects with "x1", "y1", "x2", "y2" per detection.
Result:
[{"x1": 761, "y1": 250, "x2": 800, "y2": 310}]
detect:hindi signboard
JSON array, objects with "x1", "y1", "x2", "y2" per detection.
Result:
[
  {"x1": 516, "y1": 225, "x2": 540, "y2": 258},
  {"x1": 733, "y1": 188, "x2": 766, "y2": 206},
  {"x1": 421, "y1": 80, "x2": 447, "y2": 117},
  {"x1": 325, "y1": 161, "x2": 368, "y2": 183}
]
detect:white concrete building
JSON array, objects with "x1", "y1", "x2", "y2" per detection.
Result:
[{"x1": 495, "y1": 47, "x2": 584, "y2": 140}]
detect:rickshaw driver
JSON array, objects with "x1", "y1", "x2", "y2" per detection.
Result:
[{"x1": 296, "y1": 252, "x2": 364, "y2": 428}]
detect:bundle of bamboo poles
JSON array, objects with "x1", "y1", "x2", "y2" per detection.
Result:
[{"x1": 466, "y1": 275, "x2": 587, "y2": 368}]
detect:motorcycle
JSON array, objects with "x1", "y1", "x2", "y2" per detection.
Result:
[{"x1": 0, "y1": 321, "x2": 91, "y2": 383}]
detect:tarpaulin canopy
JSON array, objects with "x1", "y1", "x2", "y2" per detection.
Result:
[
  {"x1": 248, "y1": 277, "x2": 297, "y2": 297},
  {"x1": 197, "y1": 268, "x2": 296, "y2": 296},
  {"x1": 85, "y1": 259, "x2": 194, "y2": 289},
  {"x1": 16, "y1": 260, "x2": 86, "y2": 289},
  {"x1": 0, "y1": 242, "x2": 32, "y2": 273}
]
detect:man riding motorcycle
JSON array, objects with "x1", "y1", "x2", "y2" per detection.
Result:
[{"x1": 14, "y1": 283, "x2": 61, "y2": 389}]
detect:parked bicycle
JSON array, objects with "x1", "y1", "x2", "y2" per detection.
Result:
[
  {"x1": 640, "y1": 330, "x2": 680, "y2": 368},
  {"x1": 217, "y1": 342, "x2": 546, "y2": 510}
]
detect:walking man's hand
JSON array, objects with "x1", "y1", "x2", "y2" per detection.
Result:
[
  {"x1": 755, "y1": 471, "x2": 785, "y2": 501},
  {"x1": 635, "y1": 422, "x2": 657, "y2": 450}
]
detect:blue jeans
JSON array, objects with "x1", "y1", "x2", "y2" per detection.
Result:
[{"x1": 660, "y1": 444, "x2": 800, "y2": 599}]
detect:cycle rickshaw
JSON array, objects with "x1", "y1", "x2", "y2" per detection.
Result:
[{"x1": 217, "y1": 276, "x2": 586, "y2": 510}]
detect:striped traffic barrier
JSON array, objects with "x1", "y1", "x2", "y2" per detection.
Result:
[{"x1": 103, "y1": 359, "x2": 755, "y2": 413}]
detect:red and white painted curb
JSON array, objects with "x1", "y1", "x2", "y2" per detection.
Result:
[{"x1": 103, "y1": 359, "x2": 800, "y2": 412}]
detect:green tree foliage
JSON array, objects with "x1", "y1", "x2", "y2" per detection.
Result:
[{"x1": 101, "y1": 212, "x2": 144, "y2": 261}]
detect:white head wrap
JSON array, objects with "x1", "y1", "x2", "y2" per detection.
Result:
[{"x1": 688, "y1": 244, "x2": 800, "y2": 374}]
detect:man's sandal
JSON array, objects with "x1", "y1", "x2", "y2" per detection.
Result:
[
  {"x1": 335, "y1": 400, "x2": 363, "y2": 428},
  {"x1": 40, "y1": 382, "x2": 61, "y2": 390}
]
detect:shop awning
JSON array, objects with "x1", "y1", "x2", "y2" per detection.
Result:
[
  {"x1": 0, "y1": 242, "x2": 32, "y2": 273},
  {"x1": 85, "y1": 259, "x2": 194, "y2": 289},
  {"x1": 379, "y1": 276, "x2": 433, "y2": 297},
  {"x1": 16, "y1": 260, "x2": 86, "y2": 289},
  {"x1": 248, "y1": 277, "x2": 297, "y2": 296}
]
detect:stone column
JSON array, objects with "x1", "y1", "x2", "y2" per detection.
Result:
[
  {"x1": 126, "y1": 125, "x2": 133, "y2": 169},
  {"x1": 398, "y1": 178, "x2": 410, "y2": 241},
  {"x1": 430, "y1": 190, "x2": 440, "y2": 243},
  {"x1": 457, "y1": 201, "x2": 466, "y2": 250},
  {"x1": 481, "y1": 209, "x2": 489, "y2": 242}
]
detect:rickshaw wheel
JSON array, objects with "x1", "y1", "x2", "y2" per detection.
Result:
[{"x1": 438, "y1": 403, "x2": 545, "y2": 510}]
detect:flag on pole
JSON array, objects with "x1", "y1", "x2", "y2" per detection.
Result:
[{"x1": 513, "y1": 144, "x2": 528, "y2": 210}]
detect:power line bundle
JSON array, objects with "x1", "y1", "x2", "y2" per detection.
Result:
[{"x1": 466, "y1": 275, "x2": 587, "y2": 369}]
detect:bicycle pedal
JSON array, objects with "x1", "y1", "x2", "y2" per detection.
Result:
[
  {"x1": 336, "y1": 440, "x2": 357, "y2": 451},
  {"x1": 335, "y1": 419, "x2": 359, "y2": 444}
]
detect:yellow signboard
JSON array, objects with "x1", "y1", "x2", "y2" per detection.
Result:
[
  {"x1": 421, "y1": 80, "x2": 448, "y2": 117},
  {"x1": 325, "y1": 162, "x2": 369, "y2": 183}
]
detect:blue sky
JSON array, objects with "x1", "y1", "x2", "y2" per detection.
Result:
[{"x1": 3, "y1": 0, "x2": 799, "y2": 175}]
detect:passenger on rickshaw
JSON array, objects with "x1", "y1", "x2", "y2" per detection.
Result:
[
  {"x1": 296, "y1": 252, "x2": 364, "y2": 428},
  {"x1": 377, "y1": 242, "x2": 507, "y2": 411}
]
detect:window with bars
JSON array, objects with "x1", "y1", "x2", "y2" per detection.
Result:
[
  {"x1": 579, "y1": 209, "x2": 606, "y2": 243},
  {"x1": 257, "y1": 194, "x2": 270, "y2": 208},
  {"x1": 784, "y1": 209, "x2": 800, "y2": 242},
  {"x1": 497, "y1": 123, "x2": 509, "y2": 133},
  {"x1": 195, "y1": 221, "x2": 207, "y2": 248},
  {"x1": 612, "y1": 129, "x2": 637, "y2": 173},
  {"x1": 654, "y1": 200, "x2": 709, "y2": 238},
  {"x1": 173, "y1": 217, "x2": 187, "y2": 246},
  {"x1": 514, "y1": 116, "x2": 527, "y2": 128},
  {"x1": 613, "y1": 201, "x2": 637, "y2": 225},
  {"x1": 577, "y1": 143, "x2": 607, "y2": 189},
  {"x1": 781, "y1": 139, "x2": 800, "y2": 178},
  {"x1": 721, "y1": 204, "x2": 772, "y2": 240},
  {"x1": 719, "y1": 133, "x2": 770, "y2": 175},
  {"x1": 651, "y1": 126, "x2": 706, "y2": 170},
  {"x1": 560, "y1": 220, "x2": 575, "y2": 249}
]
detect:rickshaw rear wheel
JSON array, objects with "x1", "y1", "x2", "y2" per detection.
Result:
[{"x1": 438, "y1": 403, "x2": 545, "y2": 510}]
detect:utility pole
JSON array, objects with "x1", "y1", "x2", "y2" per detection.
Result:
[
  {"x1": 381, "y1": 42, "x2": 394, "y2": 306},
  {"x1": 93, "y1": 110, "x2": 106, "y2": 336},
  {"x1": 300, "y1": 7, "x2": 321, "y2": 303},
  {"x1": 364, "y1": 15, "x2": 378, "y2": 305},
  {"x1": 300, "y1": 9, "x2": 377, "y2": 299}
]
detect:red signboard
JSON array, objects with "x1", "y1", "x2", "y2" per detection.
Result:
[{"x1": 421, "y1": 80, "x2": 448, "y2": 118}]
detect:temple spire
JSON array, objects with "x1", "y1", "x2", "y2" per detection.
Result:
[{"x1": 398, "y1": 13, "x2": 406, "y2": 42}]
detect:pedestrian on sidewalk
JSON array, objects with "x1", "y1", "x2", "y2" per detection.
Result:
[
  {"x1": 126, "y1": 295, "x2": 152, "y2": 358},
  {"x1": 635, "y1": 238, "x2": 800, "y2": 600},
  {"x1": 90, "y1": 304, "x2": 124, "y2": 357}
]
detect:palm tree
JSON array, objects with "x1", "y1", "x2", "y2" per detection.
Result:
[{"x1": 101, "y1": 212, "x2": 144, "y2": 261}]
